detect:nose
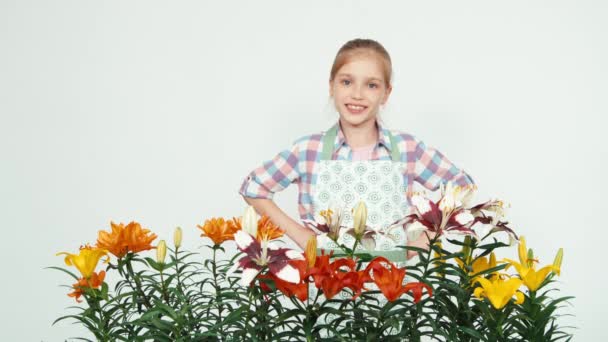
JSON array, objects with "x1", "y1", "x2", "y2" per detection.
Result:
[{"x1": 351, "y1": 84, "x2": 364, "y2": 100}]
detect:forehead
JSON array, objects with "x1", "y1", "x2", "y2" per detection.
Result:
[{"x1": 335, "y1": 54, "x2": 386, "y2": 81}]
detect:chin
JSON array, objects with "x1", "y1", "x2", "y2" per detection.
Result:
[{"x1": 339, "y1": 112, "x2": 377, "y2": 127}]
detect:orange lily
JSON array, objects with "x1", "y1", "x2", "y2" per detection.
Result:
[
  {"x1": 230, "y1": 215, "x2": 285, "y2": 242},
  {"x1": 256, "y1": 216, "x2": 285, "y2": 241},
  {"x1": 96, "y1": 221, "x2": 157, "y2": 258},
  {"x1": 57, "y1": 244, "x2": 109, "y2": 278},
  {"x1": 68, "y1": 270, "x2": 106, "y2": 302},
  {"x1": 197, "y1": 217, "x2": 240, "y2": 245},
  {"x1": 368, "y1": 257, "x2": 433, "y2": 302}
]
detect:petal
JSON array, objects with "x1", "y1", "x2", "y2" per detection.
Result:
[
  {"x1": 234, "y1": 230, "x2": 255, "y2": 250},
  {"x1": 360, "y1": 235, "x2": 376, "y2": 250},
  {"x1": 240, "y1": 267, "x2": 261, "y2": 286},
  {"x1": 274, "y1": 263, "x2": 300, "y2": 284},
  {"x1": 285, "y1": 250, "x2": 305, "y2": 260},
  {"x1": 406, "y1": 221, "x2": 427, "y2": 242}
]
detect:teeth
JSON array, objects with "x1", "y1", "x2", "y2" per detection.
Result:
[{"x1": 347, "y1": 104, "x2": 365, "y2": 110}]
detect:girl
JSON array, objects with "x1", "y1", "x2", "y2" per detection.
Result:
[{"x1": 239, "y1": 38, "x2": 474, "y2": 260}]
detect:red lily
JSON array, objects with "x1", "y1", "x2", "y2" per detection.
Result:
[
  {"x1": 368, "y1": 257, "x2": 433, "y2": 302},
  {"x1": 308, "y1": 252, "x2": 373, "y2": 299}
]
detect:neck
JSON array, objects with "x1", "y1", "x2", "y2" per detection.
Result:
[{"x1": 340, "y1": 118, "x2": 379, "y2": 148}]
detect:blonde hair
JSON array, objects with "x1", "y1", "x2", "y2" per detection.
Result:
[{"x1": 329, "y1": 38, "x2": 393, "y2": 88}]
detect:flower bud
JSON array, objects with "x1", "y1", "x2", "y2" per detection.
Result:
[
  {"x1": 552, "y1": 248, "x2": 563, "y2": 276},
  {"x1": 173, "y1": 227, "x2": 183, "y2": 249},
  {"x1": 352, "y1": 201, "x2": 368, "y2": 236},
  {"x1": 242, "y1": 206, "x2": 258, "y2": 236},
  {"x1": 156, "y1": 240, "x2": 167, "y2": 264},
  {"x1": 305, "y1": 236, "x2": 317, "y2": 269},
  {"x1": 517, "y1": 236, "x2": 527, "y2": 265}
]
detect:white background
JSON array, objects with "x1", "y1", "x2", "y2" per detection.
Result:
[{"x1": 1, "y1": 0, "x2": 606, "y2": 340}]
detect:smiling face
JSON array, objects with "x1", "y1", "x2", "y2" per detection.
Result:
[{"x1": 329, "y1": 52, "x2": 392, "y2": 128}]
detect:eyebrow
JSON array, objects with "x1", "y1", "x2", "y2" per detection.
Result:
[{"x1": 336, "y1": 73, "x2": 384, "y2": 83}]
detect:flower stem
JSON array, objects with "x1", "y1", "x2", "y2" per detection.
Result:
[
  {"x1": 124, "y1": 256, "x2": 152, "y2": 310},
  {"x1": 212, "y1": 245, "x2": 224, "y2": 336}
]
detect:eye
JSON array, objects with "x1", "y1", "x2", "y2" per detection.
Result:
[
  {"x1": 368, "y1": 83, "x2": 379, "y2": 89},
  {"x1": 341, "y1": 79, "x2": 351, "y2": 86}
]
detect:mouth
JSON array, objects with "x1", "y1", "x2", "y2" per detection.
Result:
[{"x1": 345, "y1": 103, "x2": 368, "y2": 114}]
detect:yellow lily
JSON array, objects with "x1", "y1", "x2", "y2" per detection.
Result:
[
  {"x1": 57, "y1": 245, "x2": 110, "y2": 278},
  {"x1": 505, "y1": 236, "x2": 560, "y2": 291},
  {"x1": 456, "y1": 252, "x2": 498, "y2": 281},
  {"x1": 474, "y1": 276, "x2": 525, "y2": 309}
]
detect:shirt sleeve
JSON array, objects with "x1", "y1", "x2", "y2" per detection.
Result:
[
  {"x1": 239, "y1": 142, "x2": 301, "y2": 199},
  {"x1": 414, "y1": 138, "x2": 475, "y2": 191}
]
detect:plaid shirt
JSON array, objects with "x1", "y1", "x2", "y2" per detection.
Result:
[{"x1": 239, "y1": 121, "x2": 474, "y2": 221}]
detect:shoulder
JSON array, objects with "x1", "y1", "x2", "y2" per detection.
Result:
[
  {"x1": 283, "y1": 132, "x2": 324, "y2": 159},
  {"x1": 386, "y1": 128, "x2": 422, "y2": 151},
  {"x1": 292, "y1": 131, "x2": 325, "y2": 149}
]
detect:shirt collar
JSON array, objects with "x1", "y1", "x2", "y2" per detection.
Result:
[{"x1": 333, "y1": 120, "x2": 394, "y2": 152}]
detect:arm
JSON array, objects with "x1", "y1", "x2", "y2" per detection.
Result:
[
  {"x1": 243, "y1": 197, "x2": 315, "y2": 250},
  {"x1": 414, "y1": 139, "x2": 474, "y2": 191},
  {"x1": 239, "y1": 139, "x2": 315, "y2": 250}
]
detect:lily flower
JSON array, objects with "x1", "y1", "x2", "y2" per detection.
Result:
[
  {"x1": 439, "y1": 182, "x2": 475, "y2": 213},
  {"x1": 304, "y1": 207, "x2": 343, "y2": 241},
  {"x1": 256, "y1": 236, "x2": 318, "y2": 302},
  {"x1": 57, "y1": 244, "x2": 110, "y2": 278},
  {"x1": 68, "y1": 270, "x2": 106, "y2": 302},
  {"x1": 503, "y1": 236, "x2": 560, "y2": 292},
  {"x1": 229, "y1": 214, "x2": 285, "y2": 242},
  {"x1": 197, "y1": 217, "x2": 240, "y2": 245},
  {"x1": 307, "y1": 252, "x2": 372, "y2": 299},
  {"x1": 232, "y1": 230, "x2": 303, "y2": 287},
  {"x1": 256, "y1": 216, "x2": 285, "y2": 242},
  {"x1": 473, "y1": 276, "x2": 524, "y2": 309},
  {"x1": 456, "y1": 252, "x2": 499, "y2": 281},
  {"x1": 367, "y1": 257, "x2": 432, "y2": 302},
  {"x1": 469, "y1": 199, "x2": 518, "y2": 241},
  {"x1": 96, "y1": 221, "x2": 157, "y2": 258},
  {"x1": 403, "y1": 193, "x2": 477, "y2": 238}
]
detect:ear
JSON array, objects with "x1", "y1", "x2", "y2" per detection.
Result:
[
  {"x1": 382, "y1": 84, "x2": 393, "y2": 104},
  {"x1": 329, "y1": 80, "x2": 334, "y2": 97}
]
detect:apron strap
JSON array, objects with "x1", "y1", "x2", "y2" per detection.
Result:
[
  {"x1": 321, "y1": 125, "x2": 339, "y2": 161},
  {"x1": 321, "y1": 124, "x2": 402, "y2": 162},
  {"x1": 387, "y1": 131, "x2": 401, "y2": 162}
]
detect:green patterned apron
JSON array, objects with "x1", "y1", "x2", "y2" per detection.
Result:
[{"x1": 312, "y1": 125, "x2": 409, "y2": 263}]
